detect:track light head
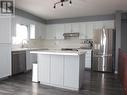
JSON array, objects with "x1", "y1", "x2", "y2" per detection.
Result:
[
  {"x1": 69, "y1": 0, "x2": 72, "y2": 6},
  {"x1": 54, "y1": 0, "x2": 72, "y2": 9},
  {"x1": 61, "y1": 2, "x2": 63, "y2": 6},
  {"x1": 54, "y1": 5, "x2": 56, "y2": 8}
]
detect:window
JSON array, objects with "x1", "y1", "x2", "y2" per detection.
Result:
[
  {"x1": 12, "y1": 24, "x2": 36, "y2": 45},
  {"x1": 12, "y1": 24, "x2": 28, "y2": 44},
  {"x1": 30, "y1": 24, "x2": 35, "y2": 39}
]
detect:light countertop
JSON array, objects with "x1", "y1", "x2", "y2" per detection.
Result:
[
  {"x1": 12, "y1": 48, "x2": 49, "y2": 52},
  {"x1": 30, "y1": 50, "x2": 86, "y2": 56}
]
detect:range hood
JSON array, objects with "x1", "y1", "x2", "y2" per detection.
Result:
[{"x1": 63, "y1": 33, "x2": 79, "y2": 38}]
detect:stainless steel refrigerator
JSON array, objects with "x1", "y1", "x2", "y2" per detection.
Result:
[{"x1": 92, "y1": 28, "x2": 115, "y2": 72}]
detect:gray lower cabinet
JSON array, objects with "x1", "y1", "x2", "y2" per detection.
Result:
[{"x1": 12, "y1": 51, "x2": 26, "y2": 75}]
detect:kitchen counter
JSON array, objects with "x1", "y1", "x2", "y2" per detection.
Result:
[
  {"x1": 30, "y1": 49, "x2": 85, "y2": 56},
  {"x1": 12, "y1": 48, "x2": 49, "y2": 52},
  {"x1": 31, "y1": 49, "x2": 85, "y2": 91}
]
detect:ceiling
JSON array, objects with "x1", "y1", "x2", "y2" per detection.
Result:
[{"x1": 15, "y1": 0, "x2": 127, "y2": 20}]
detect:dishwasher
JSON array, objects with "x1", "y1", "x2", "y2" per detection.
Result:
[{"x1": 12, "y1": 51, "x2": 26, "y2": 75}]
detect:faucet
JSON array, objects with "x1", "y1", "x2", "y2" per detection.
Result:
[{"x1": 22, "y1": 39, "x2": 29, "y2": 48}]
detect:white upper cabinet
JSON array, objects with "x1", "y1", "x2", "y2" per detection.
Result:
[
  {"x1": 35, "y1": 23, "x2": 46, "y2": 39},
  {"x1": 64, "y1": 23, "x2": 80, "y2": 33},
  {"x1": 102, "y1": 20, "x2": 114, "y2": 29},
  {"x1": 46, "y1": 24, "x2": 64, "y2": 39},
  {"x1": 93, "y1": 20, "x2": 114, "y2": 31},
  {"x1": 79, "y1": 22, "x2": 87, "y2": 39},
  {"x1": 86, "y1": 22, "x2": 94, "y2": 39},
  {"x1": 93, "y1": 21, "x2": 104, "y2": 30},
  {"x1": 0, "y1": 17, "x2": 11, "y2": 43},
  {"x1": 46, "y1": 20, "x2": 114, "y2": 40},
  {"x1": 55, "y1": 24, "x2": 64, "y2": 39},
  {"x1": 64, "y1": 23, "x2": 71, "y2": 33},
  {"x1": 46, "y1": 25, "x2": 56, "y2": 39},
  {"x1": 71, "y1": 23, "x2": 80, "y2": 33},
  {"x1": 79, "y1": 22, "x2": 94, "y2": 39}
]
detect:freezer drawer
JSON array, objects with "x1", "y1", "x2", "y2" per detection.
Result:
[{"x1": 92, "y1": 55, "x2": 113, "y2": 72}]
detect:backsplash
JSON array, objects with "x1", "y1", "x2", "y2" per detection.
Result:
[{"x1": 28, "y1": 39, "x2": 82, "y2": 49}]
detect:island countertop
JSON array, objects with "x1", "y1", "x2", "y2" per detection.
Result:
[{"x1": 30, "y1": 49, "x2": 86, "y2": 56}]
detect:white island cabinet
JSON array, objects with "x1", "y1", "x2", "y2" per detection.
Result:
[{"x1": 31, "y1": 50, "x2": 85, "y2": 91}]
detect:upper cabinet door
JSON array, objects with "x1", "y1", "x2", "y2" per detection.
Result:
[
  {"x1": 46, "y1": 25, "x2": 56, "y2": 39},
  {"x1": 93, "y1": 20, "x2": 115, "y2": 31},
  {"x1": 79, "y1": 22, "x2": 94, "y2": 39},
  {"x1": 102, "y1": 20, "x2": 114, "y2": 29},
  {"x1": 55, "y1": 24, "x2": 64, "y2": 39},
  {"x1": 86, "y1": 22, "x2": 94, "y2": 39},
  {"x1": 0, "y1": 17, "x2": 11, "y2": 43},
  {"x1": 64, "y1": 23, "x2": 80, "y2": 33},
  {"x1": 93, "y1": 21, "x2": 103, "y2": 31},
  {"x1": 71, "y1": 23, "x2": 80, "y2": 33},
  {"x1": 79, "y1": 22, "x2": 87, "y2": 39},
  {"x1": 64, "y1": 23, "x2": 71, "y2": 33}
]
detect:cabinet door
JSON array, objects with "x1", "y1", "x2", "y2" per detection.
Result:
[
  {"x1": 64, "y1": 23, "x2": 71, "y2": 33},
  {"x1": 12, "y1": 51, "x2": 26, "y2": 75},
  {"x1": 102, "y1": 20, "x2": 114, "y2": 29},
  {"x1": 71, "y1": 23, "x2": 80, "y2": 33},
  {"x1": 55, "y1": 24, "x2": 64, "y2": 39},
  {"x1": 12, "y1": 52, "x2": 19, "y2": 75},
  {"x1": 64, "y1": 56, "x2": 79, "y2": 88},
  {"x1": 79, "y1": 22, "x2": 87, "y2": 39},
  {"x1": 93, "y1": 21, "x2": 103, "y2": 30},
  {"x1": 0, "y1": 17, "x2": 11, "y2": 43},
  {"x1": 19, "y1": 51, "x2": 26, "y2": 72},
  {"x1": 36, "y1": 23, "x2": 46, "y2": 39},
  {"x1": 86, "y1": 22, "x2": 94, "y2": 39},
  {"x1": 85, "y1": 50, "x2": 92, "y2": 68},
  {"x1": 38, "y1": 54, "x2": 50, "y2": 83},
  {"x1": 0, "y1": 44, "x2": 11, "y2": 78},
  {"x1": 50, "y1": 55, "x2": 64, "y2": 86},
  {"x1": 46, "y1": 25, "x2": 56, "y2": 39}
]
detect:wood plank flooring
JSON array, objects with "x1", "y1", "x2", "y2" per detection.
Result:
[{"x1": 0, "y1": 71, "x2": 123, "y2": 95}]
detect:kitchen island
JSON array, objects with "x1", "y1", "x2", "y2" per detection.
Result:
[{"x1": 30, "y1": 50, "x2": 85, "y2": 91}]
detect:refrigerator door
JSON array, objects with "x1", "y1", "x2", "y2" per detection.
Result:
[
  {"x1": 92, "y1": 54, "x2": 113, "y2": 72},
  {"x1": 93, "y1": 29, "x2": 113, "y2": 55},
  {"x1": 92, "y1": 29, "x2": 114, "y2": 72}
]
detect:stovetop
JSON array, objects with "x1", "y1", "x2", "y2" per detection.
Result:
[{"x1": 61, "y1": 48, "x2": 78, "y2": 51}]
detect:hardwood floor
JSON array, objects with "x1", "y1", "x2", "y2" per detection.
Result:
[{"x1": 0, "y1": 71, "x2": 123, "y2": 95}]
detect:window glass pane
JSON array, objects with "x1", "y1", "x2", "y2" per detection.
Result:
[
  {"x1": 12, "y1": 24, "x2": 28, "y2": 44},
  {"x1": 30, "y1": 24, "x2": 35, "y2": 39}
]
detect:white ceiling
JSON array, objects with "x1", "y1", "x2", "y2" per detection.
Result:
[{"x1": 15, "y1": 0, "x2": 127, "y2": 20}]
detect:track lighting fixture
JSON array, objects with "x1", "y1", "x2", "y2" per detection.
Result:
[{"x1": 53, "y1": 0, "x2": 72, "y2": 9}]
